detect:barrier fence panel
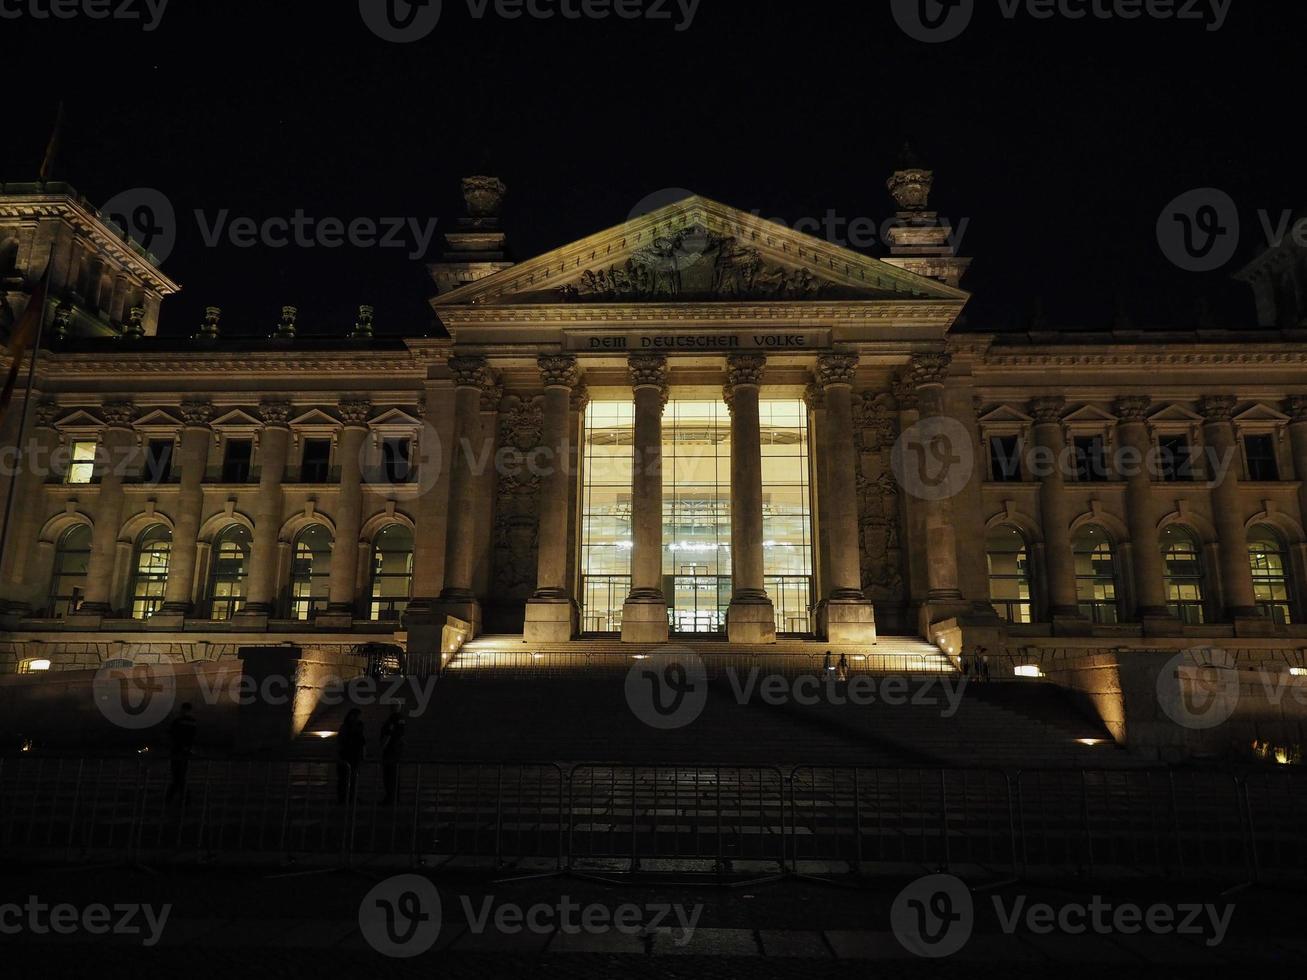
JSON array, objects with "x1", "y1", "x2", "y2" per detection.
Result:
[
  {"x1": 0, "y1": 756, "x2": 146, "y2": 860},
  {"x1": 1016, "y1": 769, "x2": 1248, "y2": 878},
  {"x1": 788, "y1": 767, "x2": 1014, "y2": 872},
  {"x1": 1242, "y1": 771, "x2": 1307, "y2": 879},
  {"x1": 567, "y1": 765, "x2": 787, "y2": 870}
]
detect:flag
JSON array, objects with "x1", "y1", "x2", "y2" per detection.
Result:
[
  {"x1": 39, "y1": 102, "x2": 64, "y2": 182},
  {"x1": 0, "y1": 273, "x2": 49, "y2": 427}
]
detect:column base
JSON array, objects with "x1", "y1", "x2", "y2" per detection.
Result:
[
  {"x1": 433, "y1": 591, "x2": 482, "y2": 637},
  {"x1": 232, "y1": 609, "x2": 272, "y2": 630},
  {"x1": 727, "y1": 596, "x2": 776, "y2": 645},
  {"x1": 1137, "y1": 607, "x2": 1180, "y2": 636},
  {"x1": 1231, "y1": 608, "x2": 1279, "y2": 637},
  {"x1": 314, "y1": 608, "x2": 357, "y2": 629},
  {"x1": 817, "y1": 597, "x2": 877, "y2": 644},
  {"x1": 404, "y1": 601, "x2": 474, "y2": 672},
  {"x1": 146, "y1": 613, "x2": 187, "y2": 630},
  {"x1": 523, "y1": 597, "x2": 578, "y2": 643},
  {"x1": 621, "y1": 594, "x2": 669, "y2": 643}
]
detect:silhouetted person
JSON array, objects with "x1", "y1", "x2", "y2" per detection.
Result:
[
  {"x1": 379, "y1": 704, "x2": 407, "y2": 804},
  {"x1": 823, "y1": 650, "x2": 833, "y2": 673},
  {"x1": 978, "y1": 648, "x2": 991, "y2": 683},
  {"x1": 836, "y1": 653, "x2": 850, "y2": 685},
  {"x1": 337, "y1": 708, "x2": 366, "y2": 805},
  {"x1": 166, "y1": 703, "x2": 197, "y2": 804}
]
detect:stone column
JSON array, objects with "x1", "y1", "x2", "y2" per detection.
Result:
[
  {"x1": 0, "y1": 401, "x2": 60, "y2": 612},
  {"x1": 1285, "y1": 397, "x2": 1307, "y2": 616},
  {"x1": 436, "y1": 356, "x2": 491, "y2": 633},
  {"x1": 724, "y1": 353, "x2": 776, "y2": 644},
  {"x1": 804, "y1": 384, "x2": 833, "y2": 608},
  {"x1": 470, "y1": 381, "x2": 502, "y2": 599},
  {"x1": 323, "y1": 397, "x2": 371, "y2": 624},
  {"x1": 1114, "y1": 396, "x2": 1174, "y2": 631},
  {"x1": 1028, "y1": 397, "x2": 1085, "y2": 631},
  {"x1": 77, "y1": 400, "x2": 137, "y2": 617},
  {"x1": 814, "y1": 354, "x2": 876, "y2": 643},
  {"x1": 566, "y1": 385, "x2": 589, "y2": 605},
  {"x1": 621, "y1": 352, "x2": 670, "y2": 642},
  {"x1": 158, "y1": 400, "x2": 214, "y2": 619},
  {"x1": 1199, "y1": 395, "x2": 1262, "y2": 626},
  {"x1": 525, "y1": 354, "x2": 582, "y2": 642},
  {"x1": 237, "y1": 400, "x2": 292, "y2": 624}
]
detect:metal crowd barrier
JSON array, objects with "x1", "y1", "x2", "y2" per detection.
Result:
[{"x1": 1, "y1": 756, "x2": 1304, "y2": 880}]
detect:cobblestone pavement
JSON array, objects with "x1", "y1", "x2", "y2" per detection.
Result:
[{"x1": 2, "y1": 864, "x2": 1305, "y2": 977}]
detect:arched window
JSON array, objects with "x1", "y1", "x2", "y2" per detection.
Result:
[
  {"x1": 1161, "y1": 525, "x2": 1206, "y2": 625},
  {"x1": 130, "y1": 525, "x2": 172, "y2": 619},
  {"x1": 369, "y1": 524, "x2": 414, "y2": 622},
  {"x1": 48, "y1": 524, "x2": 92, "y2": 618},
  {"x1": 208, "y1": 524, "x2": 252, "y2": 620},
  {"x1": 290, "y1": 525, "x2": 332, "y2": 620},
  {"x1": 1248, "y1": 525, "x2": 1293, "y2": 625},
  {"x1": 986, "y1": 524, "x2": 1033, "y2": 623},
  {"x1": 1073, "y1": 524, "x2": 1119, "y2": 624}
]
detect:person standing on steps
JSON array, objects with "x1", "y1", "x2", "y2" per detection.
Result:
[
  {"x1": 337, "y1": 708, "x2": 366, "y2": 805},
  {"x1": 379, "y1": 703, "x2": 407, "y2": 805},
  {"x1": 836, "y1": 653, "x2": 850, "y2": 686},
  {"x1": 823, "y1": 650, "x2": 833, "y2": 674},
  {"x1": 978, "y1": 647, "x2": 991, "y2": 683}
]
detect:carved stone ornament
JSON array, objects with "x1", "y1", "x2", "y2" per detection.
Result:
[
  {"x1": 887, "y1": 166, "x2": 934, "y2": 212},
  {"x1": 179, "y1": 399, "x2": 215, "y2": 427},
  {"x1": 1027, "y1": 396, "x2": 1067, "y2": 425},
  {"x1": 910, "y1": 351, "x2": 952, "y2": 388},
  {"x1": 570, "y1": 383, "x2": 591, "y2": 414},
  {"x1": 1113, "y1": 396, "x2": 1152, "y2": 423},
  {"x1": 538, "y1": 354, "x2": 580, "y2": 389},
  {"x1": 480, "y1": 379, "x2": 504, "y2": 413},
  {"x1": 338, "y1": 397, "x2": 373, "y2": 426},
  {"x1": 259, "y1": 399, "x2": 293, "y2": 427},
  {"x1": 197, "y1": 306, "x2": 221, "y2": 340},
  {"x1": 803, "y1": 382, "x2": 825, "y2": 412},
  {"x1": 726, "y1": 353, "x2": 766, "y2": 388},
  {"x1": 1198, "y1": 394, "x2": 1237, "y2": 423},
  {"x1": 557, "y1": 226, "x2": 828, "y2": 303},
  {"x1": 628, "y1": 352, "x2": 669, "y2": 392},
  {"x1": 815, "y1": 353, "x2": 858, "y2": 389},
  {"x1": 890, "y1": 374, "x2": 919, "y2": 412},
  {"x1": 448, "y1": 355, "x2": 491, "y2": 390},
  {"x1": 275, "y1": 305, "x2": 298, "y2": 340},
  {"x1": 1285, "y1": 395, "x2": 1307, "y2": 424},
  {"x1": 101, "y1": 399, "x2": 136, "y2": 429},
  {"x1": 123, "y1": 307, "x2": 146, "y2": 339},
  {"x1": 34, "y1": 400, "x2": 60, "y2": 428},
  {"x1": 462, "y1": 176, "x2": 507, "y2": 220}
]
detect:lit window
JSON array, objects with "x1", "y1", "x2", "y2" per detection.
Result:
[
  {"x1": 48, "y1": 524, "x2": 92, "y2": 617},
  {"x1": 130, "y1": 525, "x2": 172, "y2": 619},
  {"x1": 369, "y1": 524, "x2": 414, "y2": 621},
  {"x1": 1073, "y1": 525, "x2": 1119, "y2": 624},
  {"x1": 987, "y1": 525, "x2": 1033, "y2": 623},
  {"x1": 208, "y1": 525, "x2": 252, "y2": 620},
  {"x1": 66, "y1": 439, "x2": 97, "y2": 484},
  {"x1": 18, "y1": 658, "x2": 51, "y2": 673},
  {"x1": 290, "y1": 525, "x2": 332, "y2": 620},
  {"x1": 1248, "y1": 525, "x2": 1293, "y2": 625},
  {"x1": 1161, "y1": 525, "x2": 1206, "y2": 625}
]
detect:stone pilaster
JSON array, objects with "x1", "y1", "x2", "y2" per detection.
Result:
[
  {"x1": 157, "y1": 400, "x2": 214, "y2": 620},
  {"x1": 236, "y1": 400, "x2": 292, "y2": 625},
  {"x1": 1114, "y1": 396, "x2": 1175, "y2": 632},
  {"x1": 725, "y1": 353, "x2": 776, "y2": 644},
  {"x1": 525, "y1": 354, "x2": 582, "y2": 642},
  {"x1": 813, "y1": 353, "x2": 876, "y2": 643},
  {"x1": 320, "y1": 397, "x2": 371, "y2": 625},
  {"x1": 436, "y1": 355, "x2": 492, "y2": 633},
  {"x1": 0, "y1": 401, "x2": 60, "y2": 613},
  {"x1": 1199, "y1": 395, "x2": 1264, "y2": 629},
  {"x1": 1028, "y1": 396, "x2": 1085, "y2": 631},
  {"x1": 77, "y1": 400, "x2": 137, "y2": 618},
  {"x1": 1285, "y1": 396, "x2": 1307, "y2": 620},
  {"x1": 804, "y1": 383, "x2": 833, "y2": 609},
  {"x1": 622, "y1": 352, "x2": 670, "y2": 642}
]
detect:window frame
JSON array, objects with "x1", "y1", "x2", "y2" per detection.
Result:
[
  {"x1": 129, "y1": 524, "x2": 173, "y2": 620},
  {"x1": 207, "y1": 524, "x2": 253, "y2": 620},
  {"x1": 1161, "y1": 524, "x2": 1208, "y2": 625}
]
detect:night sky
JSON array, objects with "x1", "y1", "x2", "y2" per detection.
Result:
[{"x1": 2, "y1": 1, "x2": 1299, "y2": 338}]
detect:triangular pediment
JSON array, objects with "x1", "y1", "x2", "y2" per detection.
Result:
[
  {"x1": 211, "y1": 409, "x2": 263, "y2": 429},
  {"x1": 133, "y1": 409, "x2": 184, "y2": 429},
  {"x1": 54, "y1": 409, "x2": 103, "y2": 429},
  {"x1": 978, "y1": 405, "x2": 1034, "y2": 425},
  {"x1": 432, "y1": 195, "x2": 968, "y2": 309},
  {"x1": 1149, "y1": 404, "x2": 1204, "y2": 424},
  {"x1": 288, "y1": 409, "x2": 341, "y2": 428},
  {"x1": 1063, "y1": 404, "x2": 1118, "y2": 425},
  {"x1": 368, "y1": 408, "x2": 423, "y2": 428},
  {"x1": 1235, "y1": 403, "x2": 1290, "y2": 424}
]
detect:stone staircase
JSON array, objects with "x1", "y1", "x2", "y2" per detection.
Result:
[{"x1": 294, "y1": 636, "x2": 1136, "y2": 770}]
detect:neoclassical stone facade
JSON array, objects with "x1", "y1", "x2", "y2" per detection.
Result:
[{"x1": 5, "y1": 170, "x2": 1307, "y2": 680}]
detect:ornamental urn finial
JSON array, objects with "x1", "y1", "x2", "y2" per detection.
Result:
[
  {"x1": 887, "y1": 142, "x2": 934, "y2": 213},
  {"x1": 461, "y1": 176, "x2": 507, "y2": 220}
]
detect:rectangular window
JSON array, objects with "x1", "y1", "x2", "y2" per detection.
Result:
[
  {"x1": 988, "y1": 435, "x2": 1022, "y2": 482},
  {"x1": 580, "y1": 402, "x2": 634, "y2": 633},
  {"x1": 1156, "y1": 435, "x2": 1194, "y2": 482},
  {"x1": 1073, "y1": 435, "x2": 1109, "y2": 482},
  {"x1": 222, "y1": 439, "x2": 253, "y2": 482},
  {"x1": 143, "y1": 439, "x2": 174, "y2": 483},
  {"x1": 1244, "y1": 434, "x2": 1280, "y2": 481},
  {"x1": 301, "y1": 438, "x2": 331, "y2": 482},
  {"x1": 760, "y1": 400, "x2": 813, "y2": 635},
  {"x1": 66, "y1": 439, "x2": 97, "y2": 485},
  {"x1": 382, "y1": 438, "x2": 412, "y2": 483}
]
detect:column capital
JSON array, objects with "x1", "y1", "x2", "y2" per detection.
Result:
[
  {"x1": 448, "y1": 354, "x2": 491, "y2": 389},
  {"x1": 802, "y1": 382, "x2": 825, "y2": 412},
  {"x1": 1113, "y1": 395, "x2": 1152, "y2": 423},
  {"x1": 909, "y1": 351, "x2": 952, "y2": 388},
  {"x1": 570, "y1": 383, "x2": 591, "y2": 414},
  {"x1": 480, "y1": 380, "x2": 504, "y2": 413},
  {"x1": 1286, "y1": 395, "x2": 1307, "y2": 423},
  {"x1": 538, "y1": 354, "x2": 580, "y2": 389},
  {"x1": 259, "y1": 399, "x2": 293, "y2": 428},
  {"x1": 179, "y1": 399, "x2": 215, "y2": 428},
  {"x1": 726, "y1": 352, "x2": 766, "y2": 387},
  {"x1": 815, "y1": 352, "x2": 858, "y2": 389},
  {"x1": 337, "y1": 397, "x2": 372, "y2": 427},
  {"x1": 1028, "y1": 396, "x2": 1066, "y2": 424},
  {"x1": 100, "y1": 399, "x2": 136, "y2": 430},
  {"x1": 1198, "y1": 394, "x2": 1237, "y2": 423},
  {"x1": 628, "y1": 352, "x2": 668, "y2": 395}
]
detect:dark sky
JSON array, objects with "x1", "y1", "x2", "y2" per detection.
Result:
[{"x1": 2, "y1": 0, "x2": 1299, "y2": 337}]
